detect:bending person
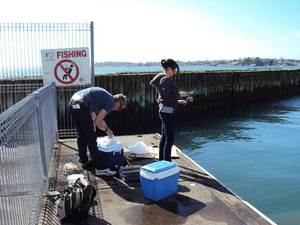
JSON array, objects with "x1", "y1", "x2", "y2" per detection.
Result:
[{"x1": 69, "y1": 87, "x2": 127, "y2": 168}]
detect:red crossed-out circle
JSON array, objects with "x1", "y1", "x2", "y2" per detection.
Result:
[{"x1": 54, "y1": 59, "x2": 79, "y2": 84}]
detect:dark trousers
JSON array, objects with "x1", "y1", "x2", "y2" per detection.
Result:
[
  {"x1": 159, "y1": 112, "x2": 175, "y2": 162},
  {"x1": 69, "y1": 104, "x2": 97, "y2": 164}
]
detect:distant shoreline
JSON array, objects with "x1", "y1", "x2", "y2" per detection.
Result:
[
  {"x1": 96, "y1": 57, "x2": 300, "y2": 67},
  {"x1": 1, "y1": 61, "x2": 300, "y2": 78},
  {"x1": 94, "y1": 64, "x2": 300, "y2": 75}
]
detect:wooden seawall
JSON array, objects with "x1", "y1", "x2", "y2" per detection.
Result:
[{"x1": 1, "y1": 70, "x2": 300, "y2": 136}]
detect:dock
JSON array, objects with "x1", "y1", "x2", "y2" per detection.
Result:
[
  {"x1": 1, "y1": 22, "x2": 293, "y2": 225},
  {"x1": 38, "y1": 134, "x2": 275, "y2": 225}
]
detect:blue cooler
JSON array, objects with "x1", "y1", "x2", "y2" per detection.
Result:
[
  {"x1": 140, "y1": 160, "x2": 179, "y2": 201},
  {"x1": 94, "y1": 137, "x2": 124, "y2": 170}
]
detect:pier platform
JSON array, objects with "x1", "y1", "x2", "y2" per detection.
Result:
[{"x1": 38, "y1": 134, "x2": 275, "y2": 225}]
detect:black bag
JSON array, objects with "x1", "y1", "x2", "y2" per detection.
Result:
[{"x1": 55, "y1": 179, "x2": 96, "y2": 224}]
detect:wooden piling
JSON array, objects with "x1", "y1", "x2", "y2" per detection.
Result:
[{"x1": 1, "y1": 70, "x2": 300, "y2": 135}]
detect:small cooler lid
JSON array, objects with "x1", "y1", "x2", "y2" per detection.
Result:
[{"x1": 141, "y1": 160, "x2": 177, "y2": 173}]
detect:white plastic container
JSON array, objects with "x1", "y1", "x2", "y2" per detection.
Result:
[
  {"x1": 129, "y1": 141, "x2": 152, "y2": 154},
  {"x1": 67, "y1": 174, "x2": 84, "y2": 186}
]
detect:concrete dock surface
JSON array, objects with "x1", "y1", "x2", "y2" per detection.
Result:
[{"x1": 38, "y1": 134, "x2": 275, "y2": 225}]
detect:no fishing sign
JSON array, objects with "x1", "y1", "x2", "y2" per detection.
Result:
[{"x1": 41, "y1": 47, "x2": 91, "y2": 86}]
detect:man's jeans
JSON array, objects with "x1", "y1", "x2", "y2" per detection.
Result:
[{"x1": 69, "y1": 103, "x2": 97, "y2": 164}]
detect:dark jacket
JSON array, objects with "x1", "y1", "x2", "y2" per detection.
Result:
[{"x1": 150, "y1": 73, "x2": 179, "y2": 111}]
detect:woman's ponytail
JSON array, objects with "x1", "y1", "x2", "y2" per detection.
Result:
[{"x1": 176, "y1": 63, "x2": 180, "y2": 74}]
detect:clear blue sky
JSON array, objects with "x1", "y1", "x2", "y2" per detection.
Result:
[
  {"x1": 151, "y1": 0, "x2": 300, "y2": 60},
  {"x1": 186, "y1": 0, "x2": 300, "y2": 42},
  {"x1": 0, "y1": 0, "x2": 299, "y2": 61}
]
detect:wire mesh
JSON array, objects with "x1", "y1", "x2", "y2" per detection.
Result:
[
  {"x1": 0, "y1": 22, "x2": 93, "y2": 139},
  {"x1": 0, "y1": 83, "x2": 57, "y2": 225},
  {"x1": 0, "y1": 23, "x2": 91, "y2": 80},
  {"x1": 0, "y1": 83, "x2": 43, "y2": 112}
]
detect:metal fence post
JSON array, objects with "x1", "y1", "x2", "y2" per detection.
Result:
[
  {"x1": 53, "y1": 83, "x2": 58, "y2": 140},
  {"x1": 33, "y1": 90, "x2": 48, "y2": 191},
  {"x1": 90, "y1": 21, "x2": 95, "y2": 86}
]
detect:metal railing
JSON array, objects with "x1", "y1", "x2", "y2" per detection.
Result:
[
  {"x1": 0, "y1": 22, "x2": 94, "y2": 138},
  {"x1": 0, "y1": 22, "x2": 93, "y2": 80},
  {"x1": 0, "y1": 83, "x2": 43, "y2": 112},
  {"x1": 0, "y1": 83, "x2": 57, "y2": 225}
]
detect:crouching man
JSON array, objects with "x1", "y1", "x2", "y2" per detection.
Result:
[{"x1": 69, "y1": 87, "x2": 127, "y2": 169}]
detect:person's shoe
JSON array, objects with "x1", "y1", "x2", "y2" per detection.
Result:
[
  {"x1": 80, "y1": 160, "x2": 94, "y2": 171},
  {"x1": 95, "y1": 168, "x2": 117, "y2": 176},
  {"x1": 78, "y1": 155, "x2": 89, "y2": 164}
]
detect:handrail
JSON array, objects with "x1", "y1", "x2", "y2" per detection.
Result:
[{"x1": 0, "y1": 83, "x2": 57, "y2": 225}]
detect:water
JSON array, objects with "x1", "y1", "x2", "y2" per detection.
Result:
[
  {"x1": 95, "y1": 65, "x2": 300, "y2": 74},
  {"x1": 175, "y1": 96, "x2": 300, "y2": 225},
  {"x1": 1, "y1": 65, "x2": 300, "y2": 78}
]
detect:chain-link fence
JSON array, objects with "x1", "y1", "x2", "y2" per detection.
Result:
[
  {"x1": 0, "y1": 83, "x2": 57, "y2": 225},
  {"x1": 0, "y1": 23, "x2": 93, "y2": 80},
  {"x1": 0, "y1": 22, "x2": 94, "y2": 138}
]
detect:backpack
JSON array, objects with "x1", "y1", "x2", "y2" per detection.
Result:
[{"x1": 54, "y1": 179, "x2": 96, "y2": 224}]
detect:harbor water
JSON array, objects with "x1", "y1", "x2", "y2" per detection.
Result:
[
  {"x1": 95, "y1": 65, "x2": 300, "y2": 74},
  {"x1": 175, "y1": 95, "x2": 300, "y2": 225}
]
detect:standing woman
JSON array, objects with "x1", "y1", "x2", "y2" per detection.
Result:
[{"x1": 150, "y1": 59, "x2": 187, "y2": 161}]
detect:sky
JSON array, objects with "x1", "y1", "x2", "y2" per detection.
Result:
[{"x1": 0, "y1": 0, "x2": 299, "y2": 62}]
